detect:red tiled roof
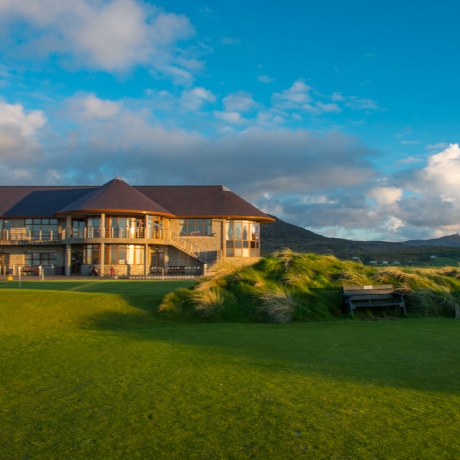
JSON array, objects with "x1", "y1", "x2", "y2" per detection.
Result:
[
  {"x1": 0, "y1": 186, "x2": 95, "y2": 217},
  {"x1": 136, "y1": 185, "x2": 273, "y2": 221},
  {"x1": 55, "y1": 178, "x2": 173, "y2": 216},
  {"x1": 0, "y1": 179, "x2": 274, "y2": 222}
]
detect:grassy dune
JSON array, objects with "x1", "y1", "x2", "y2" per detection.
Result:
[{"x1": 160, "y1": 251, "x2": 460, "y2": 322}]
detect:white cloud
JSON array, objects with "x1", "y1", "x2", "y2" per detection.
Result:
[
  {"x1": 0, "y1": 99, "x2": 46, "y2": 166},
  {"x1": 223, "y1": 92, "x2": 257, "y2": 112},
  {"x1": 345, "y1": 97, "x2": 379, "y2": 110},
  {"x1": 315, "y1": 102, "x2": 341, "y2": 113},
  {"x1": 258, "y1": 75, "x2": 275, "y2": 84},
  {"x1": 272, "y1": 80, "x2": 313, "y2": 108},
  {"x1": 397, "y1": 156, "x2": 423, "y2": 165},
  {"x1": 0, "y1": 99, "x2": 46, "y2": 136},
  {"x1": 221, "y1": 37, "x2": 241, "y2": 45},
  {"x1": 78, "y1": 95, "x2": 121, "y2": 119},
  {"x1": 0, "y1": 0, "x2": 197, "y2": 77},
  {"x1": 331, "y1": 92, "x2": 345, "y2": 102},
  {"x1": 180, "y1": 87, "x2": 216, "y2": 111},
  {"x1": 421, "y1": 143, "x2": 460, "y2": 192},
  {"x1": 213, "y1": 111, "x2": 247, "y2": 125},
  {"x1": 426, "y1": 142, "x2": 449, "y2": 151},
  {"x1": 367, "y1": 187, "x2": 403, "y2": 205},
  {"x1": 270, "y1": 81, "x2": 346, "y2": 115}
]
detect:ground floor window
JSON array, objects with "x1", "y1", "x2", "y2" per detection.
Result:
[
  {"x1": 106, "y1": 245, "x2": 145, "y2": 264},
  {"x1": 226, "y1": 221, "x2": 260, "y2": 257},
  {"x1": 83, "y1": 245, "x2": 100, "y2": 264},
  {"x1": 25, "y1": 252, "x2": 57, "y2": 266},
  {"x1": 180, "y1": 218, "x2": 212, "y2": 236}
]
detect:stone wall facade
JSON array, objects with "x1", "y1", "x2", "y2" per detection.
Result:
[{"x1": 0, "y1": 218, "x2": 262, "y2": 276}]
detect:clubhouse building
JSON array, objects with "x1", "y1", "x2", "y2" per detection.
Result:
[{"x1": 0, "y1": 178, "x2": 274, "y2": 276}]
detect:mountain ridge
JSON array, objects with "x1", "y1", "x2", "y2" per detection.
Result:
[{"x1": 260, "y1": 215, "x2": 460, "y2": 259}]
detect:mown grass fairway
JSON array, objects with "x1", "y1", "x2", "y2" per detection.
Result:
[{"x1": 1, "y1": 281, "x2": 460, "y2": 459}]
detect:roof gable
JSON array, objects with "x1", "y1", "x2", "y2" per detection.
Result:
[
  {"x1": 0, "y1": 181, "x2": 273, "y2": 222},
  {"x1": 56, "y1": 178, "x2": 173, "y2": 216},
  {"x1": 136, "y1": 185, "x2": 273, "y2": 221}
]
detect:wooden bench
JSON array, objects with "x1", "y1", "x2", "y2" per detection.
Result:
[
  {"x1": 342, "y1": 285, "x2": 406, "y2": 315},
  {"x1": 21, "y1": 266, "x2": 40, "y2": 276}
]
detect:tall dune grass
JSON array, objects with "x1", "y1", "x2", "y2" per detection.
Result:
[{"x1": 159, "y1": 251, "x2": 460, "y2": 322}]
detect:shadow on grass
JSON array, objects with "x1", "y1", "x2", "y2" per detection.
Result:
[{"x1": 87, "y1": 305, "x2": 460, "y2": 395}]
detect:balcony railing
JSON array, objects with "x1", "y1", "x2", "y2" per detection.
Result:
[
  {"x1": 0, "y1": 227, "x2": 170, "y2": 242},
  {"x1": 0, "y1": 229, "x2": 61, "y2": 242},
  {"x1": 79, "y1": 227, "x2": 167, "y2": 239}
]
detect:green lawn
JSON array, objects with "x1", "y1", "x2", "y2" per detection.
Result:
[{"x1": 1, "y1": 281, "x2": 460, "y2": 459}]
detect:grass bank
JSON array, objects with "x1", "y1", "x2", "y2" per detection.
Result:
[
  {"x1": 1, "y1": 287, "x2": 459, "y2": 459},
  {"x1": 160, "y1": 251, "x2": 460, "y2": 322}
]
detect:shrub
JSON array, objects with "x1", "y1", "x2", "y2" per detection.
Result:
[{"x1": 159, "y1": 252, "x2": 460, "y2": 322}]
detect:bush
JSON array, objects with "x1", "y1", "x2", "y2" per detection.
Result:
[{"x1": 158, "y1": 252, "x2": 460, "y2": 322}]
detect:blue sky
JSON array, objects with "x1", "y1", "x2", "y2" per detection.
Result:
[{"x1": 1, "y1": 0, "x2": 460, "y2": 242}]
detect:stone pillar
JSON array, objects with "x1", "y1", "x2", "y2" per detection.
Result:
[
  {"x1": 100, "y1": 213, "x2": 105, "y2": 276},
  {"x1": 65, "y1": 244, "x2": 71, "y2": 276},
  {"x1": 66, "y1": 215, "x2": 71, "y2": 240},
  {"x1": 144, "y1": 243, "x2": 148, "y2": 276},
  {"x1": 145, "y1": 214, "x2": 150, "y2": 239},
  {"x1": 221, "y1": 219, "x2": 226, "y2": 258}
]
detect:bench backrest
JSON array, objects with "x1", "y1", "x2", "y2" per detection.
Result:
[{"x1": 342, "y1": 285, "x2": 394, "y2": 296}]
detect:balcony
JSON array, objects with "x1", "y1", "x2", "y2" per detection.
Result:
[
  {"x1": 68, "y1": 226, "x2": 168, "y2": 242},
  {"x1": 0, "y1": 229, "x2": 62, "y2": 245}
]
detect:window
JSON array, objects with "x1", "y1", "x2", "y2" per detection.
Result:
[
  {"x1": 83, "y1": 245, "x2": 100, "y2": 264},
  {"x1": 25, "y1": 252, "x2": 57, "y2": 266},
  {"x1": 25, "y1": 219, "x2": 58, "y2": 240},
  {"x1": 87, "y1": 217, "x2": 100, "y2": 237},
  {"x1": 106, "y1": 216, "x2": 139, "y2": 238},
  {"x1": 226, "y1": 221, "x2": 260, "y2": 257},
  {"x1": 0, "y1": 219, "x2": 10, "y2": 239},
  {"x1": 72, "y1": 220, "x2": 85, "y2": 238},
  {"x1": 106, "y1": 245, "x2": 145, "y2": 264},
  {"x1": 148, "y1": 216, "x2": 164, "y2": 238},
  {"x1": 179, "y1": 219, "x2": 212, "y2": 236}
]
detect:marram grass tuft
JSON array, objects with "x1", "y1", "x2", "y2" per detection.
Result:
[{"x1": 159, "y1": 252, "x2": 460, "y2": 322}]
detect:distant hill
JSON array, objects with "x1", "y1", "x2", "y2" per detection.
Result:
[
  {"x1": 404, "y1": 234, "x2": 460, "y2": 247},
  {"x1": 261, "y1": 215, "x2": 407, "y2": 257},
  {"x1": 260, "y1": 215, "x2": 460, "y2": 261}
]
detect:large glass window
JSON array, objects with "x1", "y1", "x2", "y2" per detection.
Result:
[
  {"x1": 106, "y1": 245, "x2": 145, "y2": 264},
  {"x1": 148, "y1": 216, "x2": 164, "y2": 238},
  {"x1": 0, "y1": 219, "x2": 10, "y2": 239},
  {"x1": 25, "y1": 218, "x2": 58, "y2": 240},
  {"x1": 87, "y1": 217, "x2": 100, "y2": 237},
  {"x1": 83, "y1": 245, "x2": 100, "y2": 264},
  {"x1": 107, "y1": 217, "x2": 138, "y2": 238},
  {"x1": 25, "y1": 252, "x2": 57, "y2": 266},
  {"x1": 226, "y1": 221, "x2": 260, "y2": 257},
  {"x1": 180, "y1": 219, "x2": 212, "y2": 236},
  {"x1": 72, "y1": 219, "x2": 85, "y2": 238}
]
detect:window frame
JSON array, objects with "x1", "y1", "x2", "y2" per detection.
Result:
[{"x1": 179, "y1": 218, "x2": 213, "y2": 236}]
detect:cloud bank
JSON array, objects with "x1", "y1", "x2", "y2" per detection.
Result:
[
  {"x1": 0, "y1": 0, "x2": 197, "y2": 81},
  {"x1": 1, "y1": 91, "x2": 458, "y2": 241}
]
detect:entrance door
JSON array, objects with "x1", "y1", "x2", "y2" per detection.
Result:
[
  {"x1": 0, "y1": 253, "x2": 9, "y2": 275},
  {"x1": 71, "y1": 249, "x2": 83, "y2": 274},
  {"x1": 150, "y1": 252, "x2": 159, "y2": 267},
  {"x1": 150, "y1": 251, "x2": 165, "y2": 275}
]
